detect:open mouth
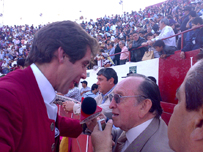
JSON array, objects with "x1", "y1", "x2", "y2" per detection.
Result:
[{"x1": 112, "y1": 113, "x2": 119, "y2": 117}]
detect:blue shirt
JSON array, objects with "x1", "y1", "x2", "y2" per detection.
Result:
[
  {"x1": 101, "y1": 85, "x2": 116, "y2": 104},
  {"x1": 83, "y1": 91, "x2": 99, "y2": 99}
]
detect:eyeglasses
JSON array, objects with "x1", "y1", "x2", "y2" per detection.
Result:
[{"x1": 110, "y1": 93, "x2": 146, "y2": 104}]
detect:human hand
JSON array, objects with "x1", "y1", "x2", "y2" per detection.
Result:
[
  {"x1": 180, "y1": 51, "x2": 185, "y2": 59},
  {"x1": 148, "y1": 40, "x2": 153, "y2": 46},
  {"x1": 160, "y1": 54, "x2": 167, "y2": 58},
  {"x1": 91, "y1": 119, "x2": 113, "y2": 152},
  {"x1": 56, "y1": 92, "x2": 64, "y2": 96},
  {"x1": 97, "y1": 112, "x2": 107, "y2": 121},
  {"x1": 141, "y1": 42, "x2": 147, "y2": 46},
  {"x1": 86, "y1": 118, "x2": 98, "y2": 132},
  {"x1": 62, "y1": 100, "x2": 74, "y2": 112}
]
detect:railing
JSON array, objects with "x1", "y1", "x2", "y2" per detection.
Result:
[{"x1": 101, "y1": 24, "x2": 203, "y2": 66}]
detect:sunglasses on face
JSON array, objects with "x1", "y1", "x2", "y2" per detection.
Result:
[{"x1": 110, "y1": 93, "x2": 146, "y2": 104}]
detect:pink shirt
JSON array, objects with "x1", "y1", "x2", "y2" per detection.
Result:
[{"x1": 120, "y1": 46, "x2": 129, "y2": 60}]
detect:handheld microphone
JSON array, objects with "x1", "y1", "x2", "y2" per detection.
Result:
[{"x1": 80, "y1": 97, "x2": 102, "y2": 124}]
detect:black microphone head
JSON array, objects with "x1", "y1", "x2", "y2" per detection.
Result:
[{"x1": 81, "y1": 97, "x2": 97, "y2": 115}]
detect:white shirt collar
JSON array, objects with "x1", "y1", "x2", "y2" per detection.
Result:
[
  {"x1": 30, "y1": 63, "x2": 57, "y2": 121},
  {"x1": 126, "y1": 118, "x2": 153, "y2": 145}
]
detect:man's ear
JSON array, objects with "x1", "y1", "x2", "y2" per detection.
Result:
[
  {"x1": 138, "y1": 99, "x2": 152, "y2": 118},
  {"x1": 108, "y1": 77, "x2": 114, "y2": 85},
  {"x1": 57, "y1": 47, "x2": 65, "y2": 63},
  {"x1": 191, "y1": 107, "x2": 203, "y2": 141}
]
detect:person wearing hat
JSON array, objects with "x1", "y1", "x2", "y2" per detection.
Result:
[{"x1": 80, "y1": 80, "x2": 91, "y2": 96}]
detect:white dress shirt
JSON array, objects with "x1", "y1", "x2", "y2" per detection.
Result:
[
  {"x1": 152, "y1": 26, "x2": 177, "y2": 47},
  {"x1": 30, "y1": 63, "x2": 57, "y2": 121},
  {"x1": 121, "y1": 118, "x2": 153, "y2": 152}
]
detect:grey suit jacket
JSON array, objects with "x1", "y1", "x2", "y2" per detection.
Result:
[{"x1": 112, "y1": 118, "x2": 174, "y2": 152}]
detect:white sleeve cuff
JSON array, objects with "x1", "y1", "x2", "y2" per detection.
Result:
[{"x1": 73, "y1": 103, "x2": 81, "y2": 115}]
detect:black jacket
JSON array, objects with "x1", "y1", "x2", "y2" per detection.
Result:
[
  {"x1": 130, "y1": 37, "x2": 147, "y2": 62},
  {"x1": 114, "y1": 44, "x2": 121, "y2": 60},
  {"x1": 159, "y1": 45, "x2": 177, "y2": 57}
]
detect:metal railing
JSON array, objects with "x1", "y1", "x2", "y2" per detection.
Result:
[{"x1": 101, "y1": 24, "x2": 203, "y2": 66}]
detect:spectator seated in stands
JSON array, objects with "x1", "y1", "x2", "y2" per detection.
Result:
[
  {"x1": 103, "y1": 59, "x2": 114, "y2": 67},
  {"x1": 1, "y1": 60, "x2": 10, "y2": 74},
  {"x1": 180, "y1": 17, "x2": 203, "y2": 59},
  {"x1": 94, "y1": 49, "x2": 106, "y2": 67},
  {"x1": 83, "y1": 83, "x2": 99, "y2": 98},
  {"x1": 186, "y1": 10, "x2": 197, "y2": 29},
  {"x1": 130, "y1": 31, "x2": 147, "y2": 62},
  {"x1": 145, "y1": 33, "x2": 160, "y2": 58},
  {"x1": 106, "y1": 43, "x2": 115, "y2": 61},
  {"x1": 119, "y1": 40, "x2": 129, "y2": 65},
  {"x1": 153, "y1": 40, "x2": 177, "y2": 58},
  {"x1": 64, "y1": 83, "x2": 81, "y2": 102},
  {"x1": 17, "y1": 58, "x2": 26, "y2": 69},
  {"x1": 146, "y1": 18, "x2": 177, "y2": 47}
]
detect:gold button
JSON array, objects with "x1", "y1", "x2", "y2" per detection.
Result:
[
  {"x1": 50, "y1": 122, "x2": 54, "y2": 131},
  {"x1": 51, "y1": 143, "x2": 55, "y2": 151}
]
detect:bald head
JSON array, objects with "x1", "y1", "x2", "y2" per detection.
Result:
[{"x1": 114, "y1": 76, "x2": 144, "y2": 96}]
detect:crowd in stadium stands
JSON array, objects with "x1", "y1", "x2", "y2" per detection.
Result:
[
  {"x1": 0, "y1": 25, "x2": 43, "y2": 74},
  {"x1": 81, "y1": 0, "x2": 203, "y2": 68},
  {"x1": 0, "y1": 0, "x2": 203, "y2": 74}
]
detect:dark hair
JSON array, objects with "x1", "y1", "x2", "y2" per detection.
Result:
[
  {"x1": 147, "y1": 33, "x2": 153, "y2": 36},
  {"x1": 167, "y1": 15, "x2": 173, "y2": 19},
  {"x1": 17, "y1": 59, "x2": 25, "y2": 67},
  {"x1": 26, "y1": 21, "x2": 99, "y2": 65},
  {"x1": 155, "y1": 31, "x2": 160, "y2": 35},
  {"x1": 97, "y1": 68, "x2": 118, "y2": 84},
  {"x1": 148, "y1": 76, "x2": 157, "y2": 84},
  {"x1": 129, "y1": 73, "x2": 163, "y2": 117},
  {"x1": 100, "y1": 49, "x2": 105, "y2": 53},
  {"x1": 91, "y1": 83, "x2": 98, "y2": 91},
  {"x1": 108, "y1": 43, "x2": 114, "y2": 47},
  {"x1": 196, "y1": 50, "x2": 203, "y2": 61},
  {"x1": 81, "y1": 81, "x2": 88, "y2": 85},
  {"x1": 132, "y1": 31, "x2": 139, "y2": 35},
  {"x1": 189, "y1": 11, "x2": 197, "y2": 17},
  {"x1": 185, "y1": 59, "x2": 203, "y2": 111},
  {"x1": 192, "y1": 17, "x2": 203, "y2": 25},
  {"x1": 153, "y1": 40, "x2": 165, "y2": 48}
]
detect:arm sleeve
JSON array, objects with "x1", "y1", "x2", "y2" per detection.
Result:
[
  {"x1": 0, "y1": 89, "x2": 23, "y2": 152},
  {"x1": 181, "y1": 31, "x2": 193, "y2": 52},
  {"x1": 57, "y1": 115, "x2": 82, "y2": 138},
  {"x1": 65, "y1": 88, "x2": 77, "y2": 98},
  {"x1": 109, "y1": 48, "x2": 115, "y2": 60},
  {"x1": 153, "y1": 27, "x2": 172, "y2": 41}
]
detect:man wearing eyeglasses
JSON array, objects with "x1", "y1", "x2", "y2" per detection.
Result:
[{"x1": 91, "y1": 74, "x2": 173, "y2": 152}]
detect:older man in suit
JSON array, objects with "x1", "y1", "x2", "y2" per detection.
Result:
[{"x1": 91, "y1": 74, "x2": 173, "y2": 152}]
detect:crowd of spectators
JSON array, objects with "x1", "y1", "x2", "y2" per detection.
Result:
[
  {"x1": 80, "y1": 0, "x2": 203, "y2": 68},
  {"x1": 0, "y1": 0, "x2": 203, "y2": 74},
  {"x1": 0, "y1": 25, "x2": 43, "y2": 75}
]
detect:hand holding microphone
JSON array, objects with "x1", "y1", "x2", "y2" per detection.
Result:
[{"x1": 91, "y1": 119, "x2": 113, "y2": 152}]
